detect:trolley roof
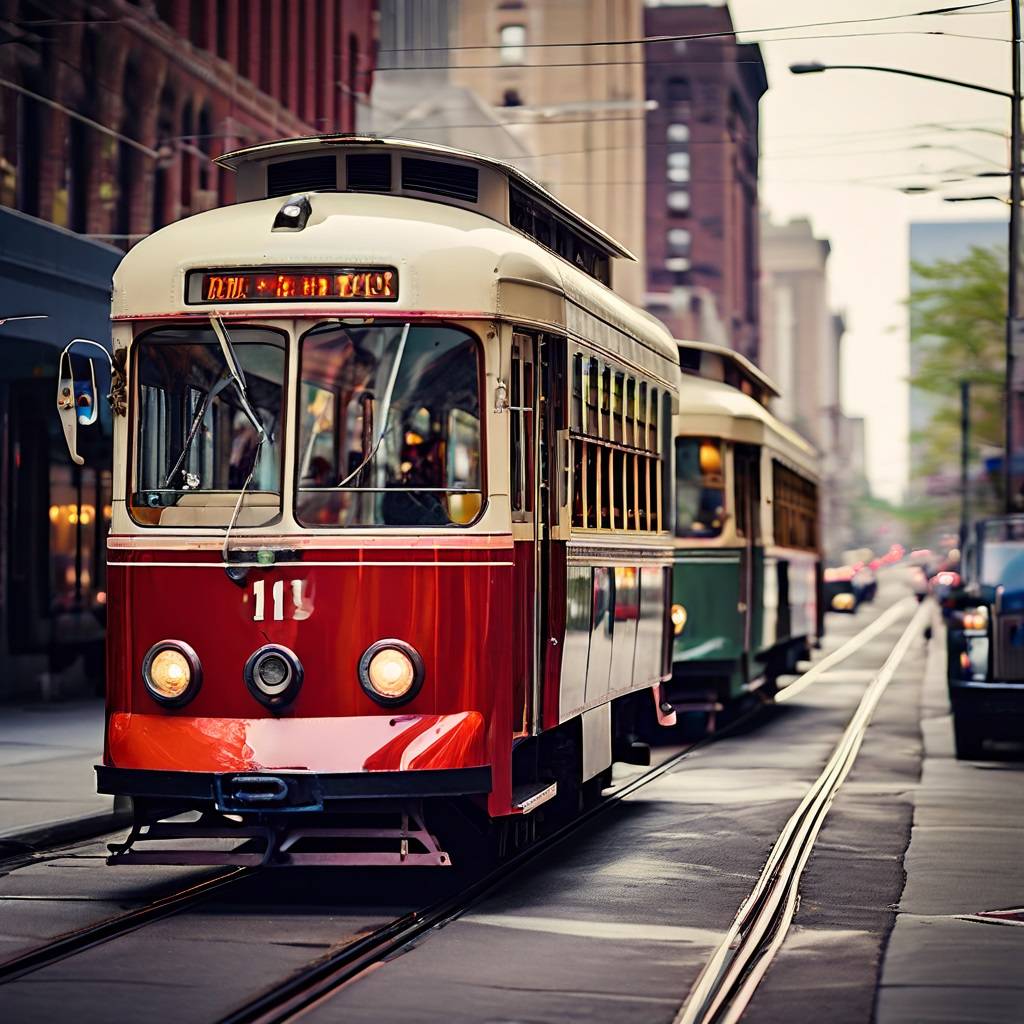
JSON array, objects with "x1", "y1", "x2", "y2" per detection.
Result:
[
  {"x1": 215, "y1": 135, "x2": 636, "y2": 262},
  {"x1": 676, "y1": 373, "x2": 818, "y2": 477},
  {"x1": 676, "y1": 338, "x2": 780, "y2": 403}
]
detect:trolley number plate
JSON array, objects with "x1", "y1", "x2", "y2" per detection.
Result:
[{"x1": 185, "y1": 267, "x2": 398, "y2": 304}]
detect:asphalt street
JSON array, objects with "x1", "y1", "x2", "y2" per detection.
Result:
[{"x1": 1, "y1": 574, "x2": 1017, "y2": 1023}]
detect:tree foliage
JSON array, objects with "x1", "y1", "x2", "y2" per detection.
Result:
[{"x1": 908, "y1": 243, "x2": 1006, "y2": 532}]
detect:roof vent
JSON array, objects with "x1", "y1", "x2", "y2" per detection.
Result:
[
  {"x1": 266, "y1": 156, "x2": 338, "y2": 198},
  {"x1": 346, "y1": 153, "x2": 392, "y2": 193},
  {"x1": 401, "y1": 158, "x2": 479, "y2": 203},
  {"x1": 679, "y1": 347, "x2": 702, "y2": 374}
]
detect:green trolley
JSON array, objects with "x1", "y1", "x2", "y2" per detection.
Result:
[{"x1": 669, "y1": 342, "x2": 822, "y2": 726}]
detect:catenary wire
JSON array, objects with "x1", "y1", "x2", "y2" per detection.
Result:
[{"x1": 377, "y1": 1, "x2": 1007, "y2": 54}]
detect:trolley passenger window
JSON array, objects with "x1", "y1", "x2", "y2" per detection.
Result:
[
  {"x1": 674, "y1": 437, "x2": 725, "y2": 538},
  {"x1": 131, "y1": 326, "x2": 285, "y2": 527},
  {"x1": 296, "y1": 322, "x2": 482, "y2": 528}
]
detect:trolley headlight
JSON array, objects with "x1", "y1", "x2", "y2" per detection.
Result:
[
  {"x1": 142, "y1": 640, "x2": 201, "y2": 706},
  {"x1": 359, "y1": 640, "x2": 424, "y2": 706},
  {"x1": 244, "y1": 644, "x2": 304, "y2": 711},
  {"x1": 671, "y1": 604, "x2": 688, "y2": 635}
]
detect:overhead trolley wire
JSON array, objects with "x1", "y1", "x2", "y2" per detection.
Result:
[
  {"x1": 375, "y1": 30, "x2": 1008, "y2": 73},
  {"x1": 377, "y1": 1, "x2": 1007, "y2": 55}
]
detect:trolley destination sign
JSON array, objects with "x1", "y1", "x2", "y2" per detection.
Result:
[{"x1": 185, "y1": 266, "x2": 399, "y2": 304}]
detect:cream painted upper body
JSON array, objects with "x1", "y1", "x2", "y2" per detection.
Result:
[{"x1": 107, "y1": 189, "x2": 680, "y2": 548}]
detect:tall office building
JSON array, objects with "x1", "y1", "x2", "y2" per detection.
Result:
[{"x1": 642, "y1": 1, "x2": 766, "y2": 360}]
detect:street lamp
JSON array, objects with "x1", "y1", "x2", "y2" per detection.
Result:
[
  {"x1": 788, "y1": 62, "x2": 1012, "y2": 101},
  {"x1": 790, "y1": 21, "x2": 1023, "y2": 513}
]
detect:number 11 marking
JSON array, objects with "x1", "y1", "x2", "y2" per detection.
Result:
[{"x1": 253, "y1": 579, "x2": 301, "y2": 622}]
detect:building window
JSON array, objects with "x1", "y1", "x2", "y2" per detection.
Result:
[
  {"x1": 668, "y1": 227, "x2": 691, "y2": 253},
  {"x1": 500, "y1": 24, "x2": 527, "y2": 64},
  {"x1": 667, "y1": 190, "x2": 690, "y2": 213},
  {"x1": 667, "y1": 150, "x2": 690, "y2": 183},
  {"x1": 666, "y1": 228, "x2": 691, "y2": 272},
  {"x1": 502, "y1": 88, "x2": 523, "y2": 107}
]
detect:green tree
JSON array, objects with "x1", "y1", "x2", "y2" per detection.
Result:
[{"x1": 908, "y1": 243, "x2": 1006, "y2": 535}]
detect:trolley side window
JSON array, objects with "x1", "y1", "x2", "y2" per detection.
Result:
[
  {"x1": 674, "y1": 437, "x2": 725, "y2": 538},
  {"x1": 772, "y1": 460, "x2": 818, "y2": 550},
  {"x1": 296, "y1": 322, "x2": 483, "y2": 528},
  {"x1": 568, "y1": 351, "x2": 667, "y2": 533},
  {"x1": 130, "y1": 326, "x2": 285, "y2": 527}
]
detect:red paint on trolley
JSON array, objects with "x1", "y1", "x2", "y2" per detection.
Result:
[
  {"x1": 108, "y1": 711, "x2": 486, "y2": 773},
  {"x1": 105, "y1": 543, "x2": 518, "y2": 814}
]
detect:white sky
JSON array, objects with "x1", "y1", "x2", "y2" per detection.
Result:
[{"x1": 725, "y1": 0, "x2": 1011, "y2": 501}]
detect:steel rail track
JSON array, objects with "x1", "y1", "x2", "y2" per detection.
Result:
[
  {"x1": 218, "y1": 598, "x2": 919, "y2": 1024},
  {"x1": 674, "y1": 598, "x2": 929, "y2": 1024},
  {"x1": 0, "y1": 868, "x2": 250, "y2": 983}
]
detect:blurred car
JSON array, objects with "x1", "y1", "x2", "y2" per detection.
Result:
[
  {"x1": 945, "y1": 516, "x2": 1024, "y2": 759},
  {"x1": 824, "y1": 566, "x2": 859, "y2": 613},
  {"x1": 929, "y1": 568, "x2": 962, "y2": 608},
  {"x1": 910, "y1": 565, "x2": 929, "y2": 602},
  {"x1": 852, "y1": 565, "x2": 877, "y2": 604}
]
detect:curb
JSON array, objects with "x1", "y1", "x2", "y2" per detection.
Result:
[{"x1": 0, "y1": 797, "x2": 132, "y2": 864}]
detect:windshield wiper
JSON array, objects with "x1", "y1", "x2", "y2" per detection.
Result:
[
  {"x1": 209, "y1": 316, "x2": 272, "y2": 562},
  {"x1": 210, "y1": 316, "x2": 268, "y2": 443}
]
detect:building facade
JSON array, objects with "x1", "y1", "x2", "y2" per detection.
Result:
[
  {"x1": 370, "y1": 0, "x2": 648, "y2": 303},
  {"x1": 0, "y1": 0, "x2": 376, "y2": 244},
  {"x1": 0, "y1": 1, "x2": 377, "y2": 699},
  {"x1": 761, "y1": 215, "x2": 853, "y2": 560},
  {"x1": 642, "y1": 1, "x2": 766, "y2": 360}
]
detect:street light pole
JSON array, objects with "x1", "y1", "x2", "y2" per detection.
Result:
[
  {"x1": 961, "y1": 380, "x2": 971, "y2": 555},
  {"x1": 1006, "y1": 1, "x2": 1022, "y2": 512},
  {"x1": 791, "y1": 31, "x2": 1023, "y2": 512}
]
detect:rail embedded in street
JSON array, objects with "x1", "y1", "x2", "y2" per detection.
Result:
[{"x1": 675, "y1": 598, "x2": 930, "y2": 1024}]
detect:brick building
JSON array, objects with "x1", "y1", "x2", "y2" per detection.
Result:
[
  {"x1": 643, "y1": 2, "x2": 766, "y2": 361},
  {"x1": 0, "y1": 0, "x2": 376, "y2": 245},
  {"x1": 0, "y1": 1, "x2": 376, "y2": 700}
]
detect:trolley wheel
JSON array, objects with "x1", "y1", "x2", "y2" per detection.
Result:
[{"x1": 953, "y1": 713, "x2": 986, "y2": 760}]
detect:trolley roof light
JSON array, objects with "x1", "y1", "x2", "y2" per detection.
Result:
[
  {"x1": 272, "y1": 194, "x2": 312, "y2": 231},
  {"x1": 142, "y1": 640, "x2": 202, "y2": 707},
  {"x1": 359, "y1": 640, "x2": 425, "y2": 706}
]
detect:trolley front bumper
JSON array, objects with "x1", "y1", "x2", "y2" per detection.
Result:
[{"x1": 97, "y1": 764, "x2": 492, "y2": 814}]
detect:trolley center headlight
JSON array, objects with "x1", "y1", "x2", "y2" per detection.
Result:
[
  {"x1": 244, "y1": 644, "x2": 303, "y2": 710},
  {"x1": 143, "y1": 641, "x2": 201, "y2": 706},
  {"x1": 671, "y1": 604, "x2": 688, "y2": 635},
  {"x1": 359, "y1": 640, "x2": 425, "y2": 706}
]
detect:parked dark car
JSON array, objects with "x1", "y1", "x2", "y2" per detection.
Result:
[
  {"x1": 946, "y1": 516, "x2": 1024, "y2": 758},
  {"x1": 824, "y1": 566, "x2": 859, "y2": 613}
]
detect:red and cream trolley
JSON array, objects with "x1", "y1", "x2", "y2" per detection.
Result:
[{"x1": 60, "y1": 137, "x2": 679, "y2": 866}]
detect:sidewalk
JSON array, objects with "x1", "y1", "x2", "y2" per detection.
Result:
[
  {"x1": 0, "y1": 700, "x2": 126, "y2": 849},
  {"x1": 876, "y1": 613, "x2": 1024, "y2": 1024}
]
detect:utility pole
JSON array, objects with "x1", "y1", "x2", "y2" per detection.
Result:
[
  {"x1": 1006, "y1": 1, "x2": 1022, "y2": 512},
  {"x1": 960, "y1": 380, "x2": 970, "y2": 556}
]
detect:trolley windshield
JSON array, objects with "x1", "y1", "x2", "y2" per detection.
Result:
[
  {"x1": 296, "y1": 322, "x2": 482, "y2": 527},
  {"x1": 131, "y1": 325, "x2": 285, "y2": 527},
  {"x1": 675, "y1": 436, "x2": 725, "y2": 538}
]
